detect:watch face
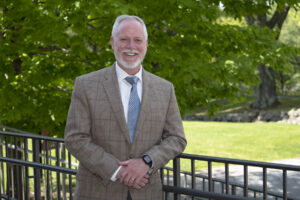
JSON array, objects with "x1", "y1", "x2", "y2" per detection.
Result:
[{"x1": 143, "y1": 155, "x2": 153, "y2": 174}]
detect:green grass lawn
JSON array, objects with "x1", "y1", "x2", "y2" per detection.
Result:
[
  {"x1": 174, "y1": 121, "x2": 300, "y2": 171},
  {"x1": 183, "y1": 121, "x2": 300, "y2": 161}
]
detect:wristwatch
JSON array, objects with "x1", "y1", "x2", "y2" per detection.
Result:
[{"x1": 142, "y1": 155, "x2": 153, "y2": 174}]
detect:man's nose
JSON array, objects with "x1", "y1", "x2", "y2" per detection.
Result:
[{"x1": 126, "y1": 40, "x2": 135, "y2": 49}]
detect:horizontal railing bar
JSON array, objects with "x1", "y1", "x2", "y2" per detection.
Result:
[
  {"x1": 0, "y1": 125, "x2": 34, "y2": 135},
  {"x1": 0, "y1": 131, "x2": 64, "y2": 142},
  {"x1": 0, "y1": 157, "x2": 77, "y2": 175},
  {"x1": 179, "y1": 153, "x2": 300, "y2": 171},
  {"x1": 0, "y1": 141, "x2": 79, "y2": 167},
  {"x1": 163, "y1": 185, "x2": 256, "y2": 200}
]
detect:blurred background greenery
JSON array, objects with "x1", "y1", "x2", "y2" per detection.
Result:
[{"x1": 0, "y1": 0, "x2": 299, "y2": 137}]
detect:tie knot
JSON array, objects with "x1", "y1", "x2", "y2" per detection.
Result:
[{"x1": 125, "y1": 76, "x2": 139, "y2": 85}]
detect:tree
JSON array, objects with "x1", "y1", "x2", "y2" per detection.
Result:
[
  {"x1": 0, "y1": 0, "x2": 296, "y2": 137},
  {"x1": 222, "y1": 0, "x2": 299, "y2": 108}
]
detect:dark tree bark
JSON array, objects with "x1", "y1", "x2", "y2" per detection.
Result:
[
  {"x1": 245, "y1": 3, "x2": 290, "y2": 109},
  {"x1": 251, "y1": 64, "x2": 280, "y2": 108}
]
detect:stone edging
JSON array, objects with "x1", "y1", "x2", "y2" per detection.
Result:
[{"x1": 185, "y1": 108, "x2": 300, "y2": 125}]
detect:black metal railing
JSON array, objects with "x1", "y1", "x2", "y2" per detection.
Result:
[
  {"x1": 0, "y1": 127, "x2": 77, "y2": 200},
  {"x1": 1, "y1": 128, "x2": 300, "y2": 200},
  {"x1": 161, "y1": 154, "x2": 300, "y2": 200}
]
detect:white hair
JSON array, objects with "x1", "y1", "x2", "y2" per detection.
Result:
[{"x1": 112, "y1": 15, "x2": 148, "y2": 40}]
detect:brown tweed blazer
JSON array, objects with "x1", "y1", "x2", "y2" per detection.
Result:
[{"x1": 64, "y1": 65, "x2": 186, "y2": 200}]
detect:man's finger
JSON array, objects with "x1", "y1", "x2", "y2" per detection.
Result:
[
  {"x1": 127, "y1": 177, "x2": 136, "y2": 187},
  {"x1": 119, "y1": 160, "x2": 130, "y2": 166},
  {"x1": 132, "y1": 176, "x2": 148, "y2": 189},
  {"x1": 123, "y1": 174, "x2": 133, "y2": 185},
  {"x1": 132, "y1": 184, "x2": 142, "y2": 190}
]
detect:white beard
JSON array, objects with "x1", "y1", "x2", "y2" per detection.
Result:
[{"x1": 114, "y1": 46, "x2": 147, "y2": 69}]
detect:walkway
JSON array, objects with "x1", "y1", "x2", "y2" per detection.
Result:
[{"x1": 199, "y1": 157, "x2": 300, "y2": 199}]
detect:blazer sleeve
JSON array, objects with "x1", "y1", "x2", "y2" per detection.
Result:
[
  {"x1": 64, "y1": 77, "x2": 119, "y2": 185},
  {"x1": 144, "y1": 84, "x2": 187, "y2": 172}
]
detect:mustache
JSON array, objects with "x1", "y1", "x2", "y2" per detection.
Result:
[{"x1": 122, "y1": 50, "x2": 140, "y2": 54}]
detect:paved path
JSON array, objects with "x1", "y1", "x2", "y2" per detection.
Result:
[{"x1": 196, "y1": 158, "x2": 300, "y2": 199}]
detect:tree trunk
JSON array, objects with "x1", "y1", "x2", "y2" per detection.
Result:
[
  {"x1": 251, "y1": 64, "x2": 280, "y2": 108},
  {"x1": 246, "y1": 3, "x2": 290, "y2": 109}
]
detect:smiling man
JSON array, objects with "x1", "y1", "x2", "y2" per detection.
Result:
[{"x1": 64, "y1": 15, "x2": 186, "y2": 200}]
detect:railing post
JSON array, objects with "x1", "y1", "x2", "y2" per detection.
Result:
[
  {"x1": 0, "y1": 135, "x2": 4, "y2": 196},
  {"x1": 13, "y1": 136, "x2": 24, "y2": 200},
  {"x1": 62, "y1": 143, "x2": 67, "y2": 200},
  {"x1": 225, "y1": 163, "x2": 229, "y2": 194},
  {"x1": 5, "y1": 136, "x2": 12, "y2": 199},
  {"x1": 208, "y1": 161, "x2": 212, "y2": 192},
  {"x1": 24, "y1": 138, "x2": 29, "y2": 200},
  {"x1": 56, "y1": 142, "x2": 61, "y2": 200},
  {"x1": 207, "y1": 161, "x2": 213, "y2": 200},
  {"x1": 263, "y1": 167, "x2": 267, "y2": 200},
  {"x1": 191, "y1": 159, "x2": 195, "y2": 200},
  {"x1": 244, "y1": 165, "x2": 248, "y2": 197},
  {"x1": 283, "y1": 169, "x2": 287, "y2": 200},
  {"x1": 32, "y1": 138, "x2": 41, "y2": 200},
  {"x1": 68, "y1": 151, "x2": 73, "y2": 200},
  {"x1": 173, "y1": 157, "x2": 180, "y2": 200},
  {"x1": 45, "y1": 140, "x2": 50, "y2": 200}
]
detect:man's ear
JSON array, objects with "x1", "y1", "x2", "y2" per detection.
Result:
[{"x1": 110, "y1": 36, "x2": 114, "y2": 50}]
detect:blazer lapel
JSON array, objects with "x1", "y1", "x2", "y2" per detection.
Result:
[{"x1": 102, "y1": 65, "x2": 130, "y2": 144}]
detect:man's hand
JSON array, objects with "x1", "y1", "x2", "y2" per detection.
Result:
[{"x1": 116, "y1": 158, "x2": 150, "y2": 189}]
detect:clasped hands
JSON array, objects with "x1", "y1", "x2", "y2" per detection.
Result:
[{"x1": 116, "y1": 158, "x2": 150, "y2": 189}]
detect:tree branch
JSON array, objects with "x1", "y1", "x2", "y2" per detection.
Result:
[
  {"x1": 257, "y1": 13, "x2": 267, "y2": 27},
  {"x1": 244, "y1": 15, "x2": 255, "y2": 26},
  {"x1": 266, "y1": 3, "x2": 290, "y2": 31}
]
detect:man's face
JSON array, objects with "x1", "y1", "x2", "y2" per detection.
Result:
[{"x1": 111, "y1": 19, "x2": 148, "y2": 70}]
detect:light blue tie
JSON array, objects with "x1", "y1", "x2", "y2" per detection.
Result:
[{"x1": 125, "y1": 76, "x2": 141, "y2": 143}]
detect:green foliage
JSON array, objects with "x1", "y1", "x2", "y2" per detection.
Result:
[
  {"x1": 280, "y1": 6, "x2": 300, "y2": 48},
  {"x1": 277, "y1": 6, "x2": 300, "y2": 95},
  {"x1": 0, "y1": 0, "x2": 297, "y2": 136}
]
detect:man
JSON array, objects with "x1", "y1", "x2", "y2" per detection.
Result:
[{"x1": 64, "y1": 15, "x2": 186, "y2": 200}]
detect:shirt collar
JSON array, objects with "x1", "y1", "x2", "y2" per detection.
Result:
[{"x1": 115, "y1": 62, "x2": 143, "y2": 82}]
